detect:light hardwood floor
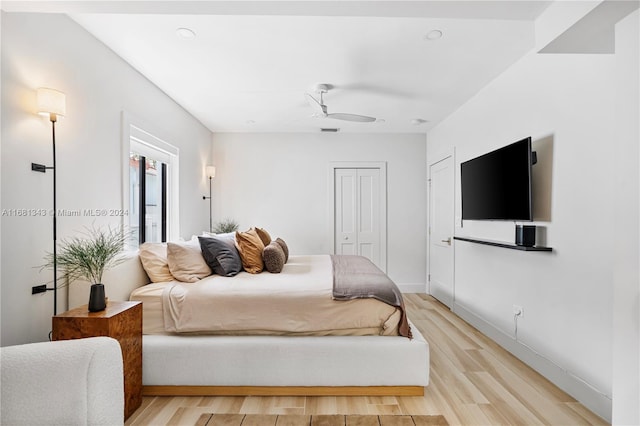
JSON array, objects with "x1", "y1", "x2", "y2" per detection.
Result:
[{"x1": 126, "y1": 294, "x2": 608, "y2": 426}]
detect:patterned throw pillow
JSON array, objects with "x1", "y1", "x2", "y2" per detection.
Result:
[{"x1": 263, "y1": 242, "x2": 285, "y2": 273}]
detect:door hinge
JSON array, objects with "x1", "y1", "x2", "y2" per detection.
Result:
[{"x1": 428, "y1": 274, "x2": 431, "y2": 282}]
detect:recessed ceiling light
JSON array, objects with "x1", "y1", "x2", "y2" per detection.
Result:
[
  {"x1": 176, "y1": 27, "x2": 196, "y2": 40},
  {"x1": 424, "y1": 30, "x2": 443, "y2": 41},
  {"x1": 411, "y1": 118, "x2": 428, "y2": 125}
]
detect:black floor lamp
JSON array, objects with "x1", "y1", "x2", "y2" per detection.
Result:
[
  {"x1": 32, "y1": 87, "x2": 65, "y2": 315},
  {"x1": 202, "y1": 166, "x2": 216, "y2": 232}
]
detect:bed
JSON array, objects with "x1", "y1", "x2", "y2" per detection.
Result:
[{"x1": 68, "y1": 248, "x2": 429, "y2": 396}]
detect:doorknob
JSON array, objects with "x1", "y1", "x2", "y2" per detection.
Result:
[
  {"x1": 441, "y1": 237, "x2": 451, "y2": 245},
  {"x1": 344, "y1": 236, "x2": 349, "y2": 240}
]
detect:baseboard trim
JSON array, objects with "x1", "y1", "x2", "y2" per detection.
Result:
[
  {"x1": 143, "y1": 385, "x2": 424, "y2": 397},
  {"x1": 398, "y1": 283, "x2": 426, "y2": 293},
  {"x1": 453, "y1": 303, "x2": 611, "y2": 423}
]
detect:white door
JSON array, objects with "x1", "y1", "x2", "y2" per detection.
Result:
[
  {"x1": 355, "y1": 168, "x2": 381, "y2": 263},
  {"x1": 428, "y1": 156, "x2": 455, "y2": 308},
  {"x1": 334, "y1": 167, "x2": 383, "y2": 270},
  {"x1": 335, "y1": 169, "x2": 357, "y2": 256}
]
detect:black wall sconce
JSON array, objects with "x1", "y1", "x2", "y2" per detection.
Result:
[{"x1": 202, "y1": 165, "x2": 216, "y2": 233}]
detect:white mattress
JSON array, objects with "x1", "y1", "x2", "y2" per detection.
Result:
[{"x1": 130, "y1": 255, "x2": 401, "y2": 336}]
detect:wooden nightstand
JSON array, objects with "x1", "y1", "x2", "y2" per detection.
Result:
[{"x1": 52, "y1": 301, "x2": 142, "y2": 420}]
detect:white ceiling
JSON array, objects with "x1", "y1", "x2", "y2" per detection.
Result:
[{"x1": 9, "y1": 1, "x2": 553, "y2": 134}]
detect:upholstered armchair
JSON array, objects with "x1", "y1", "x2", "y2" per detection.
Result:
[{"x1": 1, "y1": 336, "x2": 124, "y2": 425}]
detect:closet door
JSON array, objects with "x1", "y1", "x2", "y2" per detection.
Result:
[
  {"x1": 334, "y1": 168, "x2": 382, "y2": 269},
  {"x1": 335, "y1": 169, "x2": 357, "y2": 255},
  {"x1": 355, "y1": 168, "x2": 381, "y2": 266}
]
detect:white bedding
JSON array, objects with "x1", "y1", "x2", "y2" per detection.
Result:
[{"x1": 130, "y1": 255, "x2": 401, "y2": 336}]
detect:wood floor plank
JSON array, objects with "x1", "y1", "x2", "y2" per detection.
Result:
[
  {"x1": 467, "y1": 349, "x2": 583, "y2": 425},
  {"x1": 305, "y1": 396, "x2": 338, "y2": 414},
  {"x1": 367, "y1": 404, "x2": 402, "y2": 415},
  {"x1": 167, "y1": 407, "x2": 213, "y2": 426},
  {"x1": 336, "y1": 396, "x2": 369, "y2": 414},
  {"x1": 196, "y1": 413, "x2": 213, "y2": 426},
  {"x1": 239, "y1": 396, "x2": 267, "y2": 414},
  {"x1": 396, "y1": 396, "x2": 436, "y2": 416},
  {"x1": 478, "y1": 402, "x2": 516, "y2": 425},
  {"x1": 128, "y1": 396, "x2": 186, "y2": 426},
  {"x1": 412, "y1": 415, "x2": 449, "y2": 426},
  {"x1": 276, "y1": 414, "x2": 312, "y2": 426},
  {"x1": 209, "y1": 413, "x2": 246, "y2": 426},
  {"x1": 311, "y1": 414, "x2": 345, "y2": 426},
  {"x1": 565, "y1": 402, "x2": 610, "y2": 426},
  {"x1": 344, "y1": 415, "x2": 379, "y2": 426},
  {"x1": 241, "y1": 414, "x2": 278, "y2": 425},
  {"x1": 274, "y1": 396, "x2": 306, "y2": 409},
  {"x1": 465, "y1": 371, "x2": 546, "y2": 425},
  {"x1": 124, "y1": 395, "x2": 156, "y2": 425},
  {"x1": 378, "y1": 415, "x2": 413, "y2": 426},
  {"x1": 205, "y1": 396, "x2": 246, "y2": 413},
  {"x1": 419, "y1": 372, "x2": 464, "y2": 425}
]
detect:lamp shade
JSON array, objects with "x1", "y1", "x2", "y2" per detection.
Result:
[
  {"x1": 37, "y1": 88, "x2": 66, "y2": 117},
  {"x1": 206, "y1": 166, "x2": 216, "y2": 179}
]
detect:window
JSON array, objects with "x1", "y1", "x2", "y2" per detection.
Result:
[
  {"x1": 129, "y1": 154, "x2": 167, "y2": 244},
  {"x1": 122, "y1": 112, "x2": 179, "y2": 248}
]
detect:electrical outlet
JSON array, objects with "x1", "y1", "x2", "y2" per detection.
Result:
[
  {"x1": 32, "y1": 284, "x2": 47, "y2": 295},
  {"x1": 513, "y1": 305, "x2": 524, "y2": 317}
]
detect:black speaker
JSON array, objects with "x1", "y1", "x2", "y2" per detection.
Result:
[{"x1": 515, "y1": 225, "x2": 536, "y2": 247}]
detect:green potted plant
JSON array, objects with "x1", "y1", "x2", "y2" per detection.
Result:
[
  {"x1": 43, "y1": 225, "x2": 128, "y2": 311},
  {"x1": 212, "y1": 218, "x2": 239, "y2": 234}
]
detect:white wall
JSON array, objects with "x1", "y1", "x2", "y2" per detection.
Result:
[
  {"x1": 211, "y1": 132, "x2": 427, "y2": 289},
  {"x1": 426, "y1": 25, "x2": 627, "y2": 424},
  {"x1": 612, "y1": 10, "x2": 639, "y2": 426},
  {"x1": 0, "y1": 12, "x2": 212, "y2": 346}
]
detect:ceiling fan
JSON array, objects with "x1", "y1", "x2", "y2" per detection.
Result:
[{"x1": 305, "y1": 84, "x2": 376, "y2": 123}]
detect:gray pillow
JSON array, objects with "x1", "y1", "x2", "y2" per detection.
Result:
[
  {"x1": 262, "y1": 242, "x2": 285, "y2": 273},
  {"x1": 198, "y1": 235, "x2": 242, "y2": 277}
]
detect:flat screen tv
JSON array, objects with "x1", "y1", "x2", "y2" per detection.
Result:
[{"x1": 461, "y1": 137, "x2": 534, "y2": 221}]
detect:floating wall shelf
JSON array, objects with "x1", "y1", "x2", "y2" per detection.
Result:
[{"x1": 453, "y1": 236, "x2": 553, "y2": 252}]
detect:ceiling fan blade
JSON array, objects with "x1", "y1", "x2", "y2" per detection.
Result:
[
  {"x1": 327, "y1": 113, "x2": 376, "y2": 123},
  {"x1": 305, "y1": 93, "x2": 326, "y2": 116}
]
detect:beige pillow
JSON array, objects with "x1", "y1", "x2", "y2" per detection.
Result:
[
  {"x1": 166, "y1": 239, "x2": 212, "y2": 282},
  {"x1": 235, "y1": 228, "x2": 265, "y2": 274},
  {"x1": 255, "y1": 227, "x2": 271, "y2": 246},
  {"x1": 139, "y1": 243, "x2": 174, "y2": 282}
]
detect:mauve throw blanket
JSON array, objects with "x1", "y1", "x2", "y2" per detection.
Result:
[{"x1": 331, "y1": 255, "x2": 412, "y2": 338}]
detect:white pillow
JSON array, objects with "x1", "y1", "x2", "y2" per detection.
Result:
[{"x1": 202, "y1": 231, "x2": 236, "y2": 240}]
